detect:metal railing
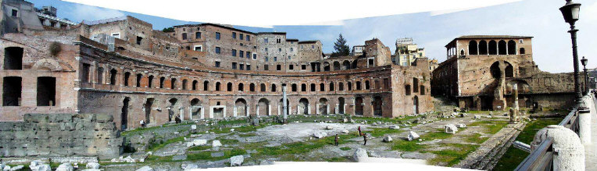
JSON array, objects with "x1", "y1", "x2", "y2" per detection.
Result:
[{"x1": 514, "y1": 108, "x2": 579, "y2": 171}]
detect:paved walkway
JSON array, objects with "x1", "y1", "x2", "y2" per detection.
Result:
[{"x1": 585, "y1": 96, "x2": 597, "y2": 171}]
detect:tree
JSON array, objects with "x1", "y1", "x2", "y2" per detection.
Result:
[
  {"x1": 162, "y1": 27, "x2": 174, "y2": 32},
  {"x1": 332, "y1": 34, "x2": 350, "y2": 57}
]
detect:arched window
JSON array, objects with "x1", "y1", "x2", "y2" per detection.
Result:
[
  {"x1": 329, "y1": 82, "x2": 335, "y2": 91},
  {"x1": 250, "y1": 83, "x2": 255, "y2": 92},
  {"x1": 301, "y1": 84, "x2": 306, "y2": 92},
  {"x1": 488, "y1": 40, "x2": 497, "y2": 55},
  {"x1": 292, "y1": 84, "x2": 297, "y2": 92},
  {"x1": 271, "y1": 84, "x2": 277, "y2": 92},
  {"x1": 413, "y1": 78, "x2": 419, "y2": 92},
  {"x1": 365, "y1": 81, "x2": 370, "y2": 90},
  {"x1": 204, "y1": 81, "x2": 210, "y2": 91},
  {"x1": 192, "y1": 80, "x2": 198, "y2": 90},
  {"x1": 374, "y1": 80, "x2": 380, "y2": 89},
  {"x1": 469, "y1": 40, "x2": 478, "y2": 55},
  {"x1": 311, "y1": 83, "x2": 316, "y2": 91},
  {"x1": 520, "y1": 48, "x2": 526, "y2": 55},
  {"x1": 170, "y1": 78, "x2": 177, "y2": 89},
  {"x1": 159, "y1": 77, "x2": 165, "y2": 88},
  {"x1": 215, "y1": 82, "x2": 221, "y2": 91},
  {"x1": 124, "y1": 72, "x2": 131, "y2": 86},
  {"x1": 479, "y1": 40, "x2": 488, "y2": 55},
  {"x1": 110, "y1": 69, "x2": 117, "y2": 85},
  {"x1": 147, "y1": 75, "x2": 154, "y2": 88},
  {"x1": 348, "y1": 82, "x2": 352, "y2": 91},
  {"x1": 508, "y1": 40, "x2": 516, "y2": 55},
  {"x1": 182, "y1": 79, "x2": 188, "y2": 90},
  {"x1": 498, "y1": 40, "x2": 507, "y2": 55},
  {"x1": 356, "y1": 81, "x2": 362, "y2": 90},
  {"x1": 339, "y1": 82, "x2": 344, "y2": 91},
  {"x1": 136, "y1": 74, "x2": 142, "y2": 87},
  {"x1": 260, "y1": 83, "x2": 266, "y2": 92},
  {"x1": 238, "y1": 83, "x2": 244, "y2": 91},
  {"x1": 227, "y1": 82, "x2": 233, "y2": 91},
  {"x1": 320, "y1": 83, "x2": 325, "y2": 91}
]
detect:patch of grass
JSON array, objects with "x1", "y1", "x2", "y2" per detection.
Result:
[
  {"x1": 340, "y1": 147, "x2": 352, "y2": 151},
  {"x1": 210, "y1": 125, "x2": 266, "y2": 134},
  {"x1": 122, "y1": 123, "x2": 194, "y2": 137},
  {"x1": 217, "y1": 138, "x2": 240, "y2": 144},
  {"x1": 368, "y1": 128, "x2": 403, "y2": 137},
  {"x1": 420, "y1": 129, "x2": 454, "y2": 140},
  {"x1": 427, "y1": 144, "x2": 479, "y2": 166},
  {"x1": 188, "y1": 145, "x2": 211, "y2": 151},
  {"x1": 238, "y1": 133, "x2": 257, "y2": 137},
  {"x1": 147, "y1": 136, "x2": 186, "y2": 152},
  {"x1": 392, "y1": 140, "x2": 426, "y2": 151},
  {"x1": 186, "y1": 148, "x2": 246, "y2": 161},
  {"x1": 463, "y1": 133, "x2": 487, "y2": 144},
  {"x1": 255, "y1": 134, "x2": 359, "y2": 157},
  {"x1": 145, "y1": 155, "x2": 174, "y2": 163},
  {"x1": 493, "y1": 118, "x2": 563, "y2": 171}
]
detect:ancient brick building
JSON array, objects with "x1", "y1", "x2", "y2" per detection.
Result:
[
  {"x1": 432, "y1": 35, "x2": 579, "y2": 111},
  {"x1": 0, "y1": 0, "x2": 433, "y2": 130}
]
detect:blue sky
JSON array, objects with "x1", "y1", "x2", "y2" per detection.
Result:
[{"x1": 29, "y1": 0, "x2": 597, "y2": 73}]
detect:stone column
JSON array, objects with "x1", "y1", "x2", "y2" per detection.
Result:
[
  {"x1": 283, "y1": 85, "x2": 288, "y2": 121},
  {"x1": 531, "y1": 125, "x2": 585, "y2": 170},
  {"x1": 579, "y1": 96, "x2": 593, "y2": 144}
]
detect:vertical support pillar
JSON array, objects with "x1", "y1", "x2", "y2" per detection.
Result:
[{"x1": 283, "y1": 85, "x2": 288, "y2": 121}]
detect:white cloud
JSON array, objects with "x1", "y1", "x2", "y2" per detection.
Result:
[{"x1": 65, "y1": 4, "x2": 125, "y2": 22}]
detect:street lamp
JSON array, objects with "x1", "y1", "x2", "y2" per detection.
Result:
[
  {"x1": 560, "y1": 0, "x2": 583, "y2": 104},
  {"x1": 581, "y1": 56, "x2": 588, "y2": 95}
]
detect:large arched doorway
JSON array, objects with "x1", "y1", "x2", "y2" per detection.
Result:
[
  {"x1": 235, "y1": 98, "x2": 247, "y2": 117},
  {"x1": 299, "y1": 98, "x2": 309, "y2": 115},
  {"x1": 413, "y1": 96, "x2": 419, "y2": 114},
  {"x1": 343, "y1": 61, "x2": 350, "y2": 70},
  {"x1": 355, "y1": 97, "x2": 364, "y2": 115},
  {"x1": 257, "y1": 98, "x2": 270, "y2": 116},
  {"x1": 168, "y1": 98, "x2": 179, "y2": 122},
  {"x1": 373, "y1": 96, "x2": 382, "y2": 116},
  {"x1": 333, "y1": 61, "x2": 341, "y2": 70},
  {"x1": 319, "y1": 98, "x2": 328, "y2": 114},
  {"x1": 338, "y1": 97, "x2": 345, "y2": 114},
  {"x1": 121, "y1": 97, "x2": 130, "y2": 130},
  {"x1": 144, "y1": 98, "x2": 154, "y2": 125},
  {"x1": 190, "y1": 98, "x2": 202, "y2": 120}
]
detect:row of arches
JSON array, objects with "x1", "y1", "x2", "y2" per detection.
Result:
[
  {"x1": 467, "y1": 40, "x2": 524, "y2": 56},
  {"x1": 91, "y1": 65, "x2": 390, "y2": 93}
]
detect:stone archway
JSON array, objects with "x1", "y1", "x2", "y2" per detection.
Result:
[
  {"x1": 190, "y1": 98, "x2": 202, "y2": 120},
  {"x1": 355, "y1": 97, "x2": 364, "y2": 115},
  {"x1": 168, "y1": 98, "x2": 179, "y2": 122},
  {"x1": 338, "y1": 97, "x2": 345, "y2": 114},
  {"x1": 257, "y1": 98, "x2": 270, "y2": 116},
  {"x1": 235, "y1": 98, "x2": 247, "y2": 117},
  {"x1": 299, "y1": 98, "x2": 309, "y2": 115},
  {"x1": 373, "y1": 96, "x2": 382, "y2": 116},
  {"x1": 318, "y1": 98, "x2": 328, "y2": 114},
  {"x1": 121, "y1": 97, "x2": 130, "y2": 130},
  {"x1": 144, "y1": 98, "x2": 155, "y2": 124}
]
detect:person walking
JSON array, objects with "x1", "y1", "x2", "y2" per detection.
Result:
[
  {"x1": 334, "y1": 134, "x2": 339, "y2": 146},
  {"x1": 358, "y1": 126, "x2": 362, "y2": 136},
  {"x1": 363, "y1": 134, "x2": 367, "y2": 145}
]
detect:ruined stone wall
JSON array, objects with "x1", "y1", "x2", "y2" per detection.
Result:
[
  {"x1": 0, "y1": 113, "x2": 122, "y2": 160},
  {"x1": 391, "y1": 58, "x2": 433, "y2": 116},
  {"x1": 0, "y1": 34, "x2": 78, "y2": 121},
  {"x1": 298, "y1": 41, "x2": 323, "y2": 62}
]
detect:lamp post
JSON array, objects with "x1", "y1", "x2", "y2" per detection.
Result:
[
  {"x1": 560, "y1": 0, "x2": 583, "y2": 104},
  {"x1": 581, "y1": 56, "x2": 588, "y2": 95}
]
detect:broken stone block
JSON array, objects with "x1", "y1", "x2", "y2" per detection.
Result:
[
  {"x1": 230, "y1": 155, "x2": 244, "y2": 166},
  {"x1": 10, "y1": 165, "x2": 23, "y2": 171},
  {"x1": 445, "y1": 124, "x2": 458, "y2": 134},
  {"x1": 352, "y1": 148, "x2": 368, "y2": 162},
  {"x1": 192, "y1": 139, "x2": 207, "y2": 146},
  {"x1": 191, "y1": 125, "x2": 197, "y2": 130},
  {"x1": 383, "y1": 135, "x2": 393, "y2": 142},
  {"x1": 341, "y1": 130, "x2": 349, "y2": 134},
  {"x1": 313, "y1": 132, "x2": 327, "y2": 139},
  {"x1": 136, "y1": 166, "x2": 153, "y2": 171},
  {"x1": 325, "y1": 126, "x2": 333, "y2": 130},
  {"x1": 56, "y1": 163, "x2": 73, "y2": 171},
  {"x1": 31, "y1": 164, "x2": 51, "y2": 171},
  {"x1": 388, "y1": 125, "x2": 400, "y2": 130},
  {"x1": 183, "y1": 164, "x2": 198, "y2": 170},
  {"x1": 86, "y1": 163, "x2": 100, "y2": 169},
  {"x1": 456, "y1": 124, "x2": 467, "y2": 128},
  {"x1": 407, "y1": 131, "x2": 420, "y2": 141},
  {"x1": 212, "y1": 140, "x2": 222, "y2": 147}
]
